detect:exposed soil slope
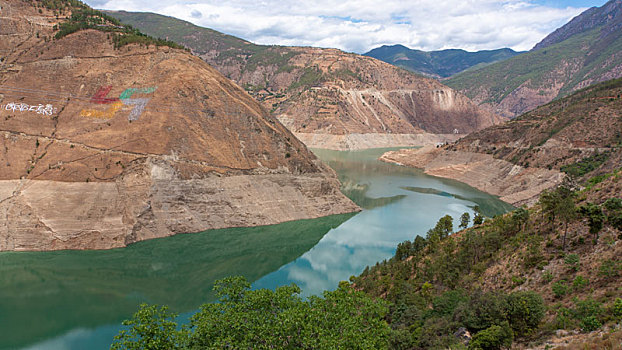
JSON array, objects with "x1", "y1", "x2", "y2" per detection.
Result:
[
  {"x1": 0, "y1": 0, "x2": 358, "y2": 251},
  {"x1": 108, "y1": 11, "x2": 505, "y2": 150}
]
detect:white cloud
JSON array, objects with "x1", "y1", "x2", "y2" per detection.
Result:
[{"x1": 86, "y1": 0, "x2": 590, "y2": 53}]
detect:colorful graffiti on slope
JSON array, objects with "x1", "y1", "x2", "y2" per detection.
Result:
[
  {"x1": 80, "y1": 86, "x2": 156, "y2": 121},
  {"x1": 90, "y1": 86, "x2": 120, "y2": 104},
  {"x1": 2, "y1": 102, "x2": 57, "y2": 115}
]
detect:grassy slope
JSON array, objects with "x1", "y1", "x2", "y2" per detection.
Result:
[{"x1": 106, "y1": 10, "x2": 254, "y2": 53}]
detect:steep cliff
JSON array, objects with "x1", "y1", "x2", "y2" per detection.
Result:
[
  {"x1": 108, "y1": 11, "x2": 505, "y2": 150},
  {"x1": 0, "y1": 0, "x2": 358, "y2": 251}
]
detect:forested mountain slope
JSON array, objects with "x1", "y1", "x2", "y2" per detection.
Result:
[{"x1": 364, "y1": 45, "x2": 520, "y2": 78}]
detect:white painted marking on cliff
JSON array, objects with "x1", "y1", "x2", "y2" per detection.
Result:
[{"x1": 2, "y1": 102, "x2": 57, "y2": 115}]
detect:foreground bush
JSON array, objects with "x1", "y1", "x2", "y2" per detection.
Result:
[{"x1": 112, "y1": 276, "x2": 390, "y2": 349}]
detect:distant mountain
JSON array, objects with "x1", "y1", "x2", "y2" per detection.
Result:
[
  {"x1": 364, "y1": 45, "x2": 521, "y2": 78},
  {"x1": 108, "y1": 11, "x2": 504, "y2": 150},
  {"x1": 445, "y1": 0, "x2": 622, "y2": 118}
]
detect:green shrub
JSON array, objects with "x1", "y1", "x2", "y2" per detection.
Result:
[
  {"x1": 555, "y1": 307, "x2": 573, "y2": 329},
  {"x1": 560, "y1": 152, "x2": 610, "y2": 178},
  {"x1": 572, "y1": 275, "x2": 589, "y2": 290},
  {"x1": 389, "y1": 329, "x2": 417, "y2": 350},
  {"x1": 431, "y1": 290, "x2": 469, "y2": 317},
  {"x1": 552, "y1": 280, "x2": 569, "y2": 298},
  {"x1": 564, "y1": 254, "x2": 580, "y2": 272},
  {"x1": 468, "y1": 322, "x2": 513, "y2": 350},
  {"x1": 511, "y1": 275, "x2": 526, "y2": 286},
  {"x1": 613, "y1": 298, "x2": 622, "y2": 320},
  {"x1": 573, "y1": 297, "x2": 603, "y2": 332},
  {"x1": 542, "y1": 271, "x2": 554, "y2": 283},
  {"x1": 580, "y1": 316, "x2": 601, "y2": 332},
  {"x1": 454, "y1": 291, "x2": 508, "y2": 333},
  {"x1": 580, "y1": 203, "x2": 605, "y2": 240},
  {"x1": 599, "y1": 259, "x2": 621, "y2": 278},
  {"x1": 505, "y1": 291, "x2": 546, "y2": 336},
  {"x1": 111, "y1": 304, "x2": 186, "y2": 350}
]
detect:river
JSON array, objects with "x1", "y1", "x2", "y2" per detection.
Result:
[{"x1": 0, "y1": 148, "x2": 513, "y2": 350}]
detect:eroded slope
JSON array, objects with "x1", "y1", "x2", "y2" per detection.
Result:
[{"x1": 0, "y1": 0, "x2": 358, "y2": 251}]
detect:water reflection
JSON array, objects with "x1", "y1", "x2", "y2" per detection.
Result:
[
  {"x1": 0, "y1": 214, "x2": 353, "y2": 350},
  {"x1": 3, "y1": 147, "x2": 513, "y2": 350},
  {"x1": 253, "y1": 148, "x2": 514, "y2": 296}
]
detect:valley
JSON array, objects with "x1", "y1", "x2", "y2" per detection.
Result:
[
  {"x1": 0, "y1": 148, "x2": 512, "y2": 349},
  {"x1": 0, "y1": 0, "x2": 620, "y2": 349},
  {"x1": 108, "y1": 11, "x2": 504, "y2": 150}
]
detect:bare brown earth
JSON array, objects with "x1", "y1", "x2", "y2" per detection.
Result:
[
  {"x1": 106, "y1": 11, "x2": 507, "y2": 149},
  {"x1": 380, "y1": 147, "x2": 565, "y2": 206},
  {"x1": 0, "y1": 0, "x2": 358, "y2": 251},
  {"x1": 205, "y1": 47, "x2": 505, "y2": 146}
]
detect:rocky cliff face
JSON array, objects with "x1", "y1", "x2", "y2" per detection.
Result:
[
  {"x1": 0, "y1": 0, "x2": 358, "y2": 251},
  {"x1": 108, "y1": 11, "x2": 505, "y2": 150},
  {"x1": 446, "y1": 0, "x2": 622, "y2": 119}
]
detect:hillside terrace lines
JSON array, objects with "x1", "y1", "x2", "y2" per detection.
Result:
[
  {"x1": 0, "y1": 129, "x2": 264, "y2": 174},
  {"x1": 12, "y1": 48, "x2": 179, "y2": 65}
]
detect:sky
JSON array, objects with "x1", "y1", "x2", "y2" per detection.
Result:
[{"x1": 83, "y1": 0, "x2": 610, "y2": 53}]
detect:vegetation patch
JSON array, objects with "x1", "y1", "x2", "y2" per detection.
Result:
[
  {"x1": 33, "y1": 0, "x2": 185, "y2": 49},
  {"x1": 560, "y1": 151, "x2": 611, "y2": 178}
]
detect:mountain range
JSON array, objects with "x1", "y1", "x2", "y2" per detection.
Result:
[
  {"x1": 364, "y1": 45, "x2": 521, "y2": 78},
  {"x1": 445, "y1": 0, "x2": 622, "y2": 118}
]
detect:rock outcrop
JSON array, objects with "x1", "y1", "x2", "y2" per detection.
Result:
[
  {"x1": 0, "y1": 0, "x2": 358, "y2": 251},
  {"x1": 108, "y1": 11, "x2": 506, "y2": 150}
]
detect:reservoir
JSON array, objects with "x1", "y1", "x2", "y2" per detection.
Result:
[{"x1": 0, "y1": 148, "x2": 513, "y2": 350}]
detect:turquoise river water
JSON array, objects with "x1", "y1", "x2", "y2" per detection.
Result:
[{"x1": 0, "y1": 148, "x2": 514, "y2": 349}]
